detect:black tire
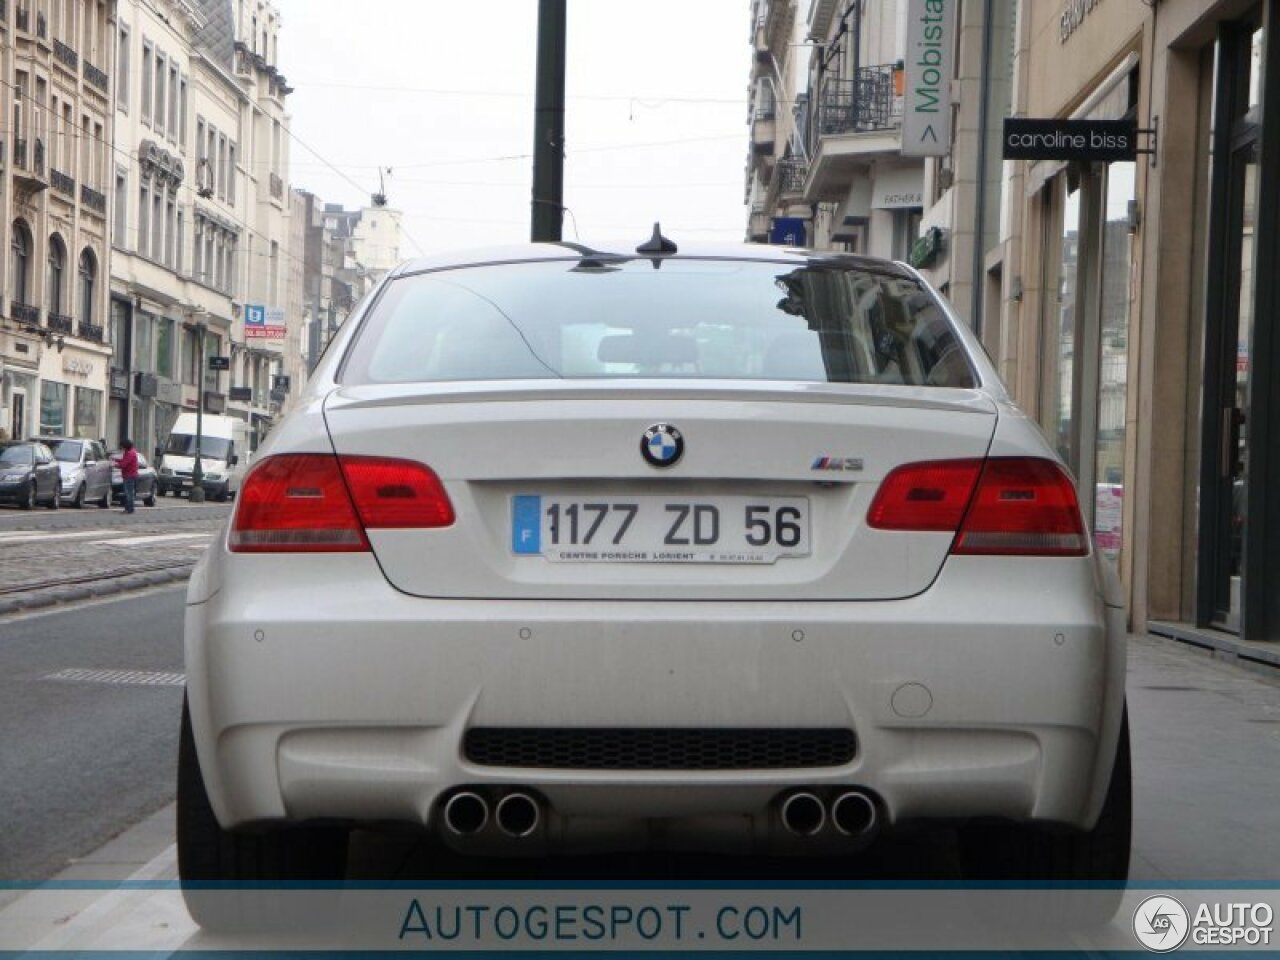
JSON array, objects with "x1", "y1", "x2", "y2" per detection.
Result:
[
  {"x1": 46, "y1": 486, "x2": 59, "y2": 509},
  {"x1": 958, "y1": 708, "x2": 1131, "y2": 926},
  {"x1": 98, "y1": 488, "x2": 111, "y2": 508},
  {"x1": 21, "y1": 482, "x2": 35, "y2": 510},
  {"x1": 177, "y1": 696, "x2": 348, "y2": 930},
  {"x1": 73, "y1": 483, "x2": 87, "y2": 509},
  {"x1": 144, "y1": 484, "x2": 157, "y2": 507}
]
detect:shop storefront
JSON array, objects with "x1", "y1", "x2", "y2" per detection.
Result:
[{"x1": 1007, "y1": 0, "x2": 1280, "y2": 645}]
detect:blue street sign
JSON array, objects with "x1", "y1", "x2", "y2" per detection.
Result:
[{"x1": 769, "y1": 218, "x2": 807, "y2": 247}]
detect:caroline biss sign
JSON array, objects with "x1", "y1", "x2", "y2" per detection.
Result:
[{"x1": 1002, "y1": 118, "x2": 1137, "y2": 163}]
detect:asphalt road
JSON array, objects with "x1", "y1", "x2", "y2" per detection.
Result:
[{"x1": 0, "y1": 586, "x2": 187, "y2": 881}]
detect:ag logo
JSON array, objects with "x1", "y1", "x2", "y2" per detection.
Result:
[{"x1": 1133, "y1": 895, "x2": 1190, "y2": 952}]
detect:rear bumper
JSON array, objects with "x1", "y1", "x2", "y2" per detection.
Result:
[{"x1": 184, "y1": 551, "x2": 1126, "y2": 847}]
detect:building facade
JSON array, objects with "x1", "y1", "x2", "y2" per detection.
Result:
[
  {"x1": 105, "y1": 0, "x2": 291, "y2": 460},
  {"x1": 997, "y1": 0, "x2": 1280, "y2": 646},
  {"x1": 2, "y1": 0, "x2": 115, "y2": 444}
]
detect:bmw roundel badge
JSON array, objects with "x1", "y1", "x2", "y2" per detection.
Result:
[{"x1": 641, "y1": 424, "x2": 684, "y2": 468}]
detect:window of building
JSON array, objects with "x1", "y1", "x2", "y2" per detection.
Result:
[
  {"x1": 166, "y1": 198, "x2": 176, "y2": 267},
  {"x1": 151, "y1": 191, "x2": 163, "y2": 261},
  {"x1": 168, "y1": 62, "x2": 180, "y2": 140},
  {"x1": 193, "y1": 220, "x2": 203, "y2": 280},
  {"x1": 117, "y1": 23, "x2": 130, "y2": 112},
  {"x1": 114, "y1": 170, "x2": 128, "y2": 244},
  {"x1": 176, "y1": 211, "x2": 184, "y2": 275},
  {"x1": 134, "y1": 312, "x2": 153, "y2": 372},
  {"x1": 179, "y1": 76, "x2": 188, "y2": 146},
  {"x1": 154, "y1": 52, "x2": 167, "y2": 137},
  {"x1": 78, "y1": 249, "x2": 97, "y2": 327},
  {"x1": 63, "y1": 103, "x2": 74, "y2": 172},
  {"x1": 74, "y1": 387, "x2": 102, "y2": 439},
  {"x1": 10, "y1": 220, "x2": 32, "y2": 305},
  {"x1": 141, "y1": 42, "x2": 153, "y2": 123},
  {"x1": 182, "y1": 325, "x2": 200, "y2": 385},
  {"x1": 111, "y1": 299, "x2": 129, "y2": 369},
  {"x1": 40, "y1": 381, "x2": 70, "y2": 436},
  {"x1": 156, "y1": 317, "x2": 174, "y2": 379},
  {"x1": 218, "y1": 133, "x2": 228, "y2": 199},
  {"x1": 138, "y1": 182, "x2": 150, "y2": 253},
  {"x1": 228, "y1": 143, "x2": 236, "y2": 204},
  {"x1": 47, "y1": 235, "x2": 66, "y2": 316},
  {"x1": 93, "y1": 122, "x2": 103, "y2": 187}
]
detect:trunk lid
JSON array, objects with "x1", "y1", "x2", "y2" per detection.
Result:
[{"x1": 322, "y1": 381, "x2": 997, "y2": 601}]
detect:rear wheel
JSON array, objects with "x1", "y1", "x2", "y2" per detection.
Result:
[
  {"x1": 177, "y1": 696, "x2": 348, "y2": 930},
  {"x1": 21, "y1": 482, "x2": 35, "y2": 510},
  {"x1": 73, "y1": 483, "x2": 87, "y2": 509},
  {"x1": 958, "y1": 708, "x2": 1131, "y2": 925},
  {"x1": 98, "y1": 487, "x2": 111, "y2": 508},
  {"x1": 144, "y1": 483, "x2": 157, "y2": 507},
  {"x1": 46, "y1": 486, "x2": 59, "y2": 509}
]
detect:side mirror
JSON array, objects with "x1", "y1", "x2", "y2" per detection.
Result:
[{"x1": 229, "y1": 455, "x2": 239, "y2": 466}]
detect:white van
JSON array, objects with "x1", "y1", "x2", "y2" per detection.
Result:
[{"x1": 158, "y1": 413, "x2": 253, "y2": 501}]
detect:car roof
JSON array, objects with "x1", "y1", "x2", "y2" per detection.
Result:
[{"x1": 391, "y1": 242, "x2": 917, "y2": 280}]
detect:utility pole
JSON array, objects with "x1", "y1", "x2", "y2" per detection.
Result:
[{"x1": 531, "y1": 0, "x2": 566, "y2": 242}]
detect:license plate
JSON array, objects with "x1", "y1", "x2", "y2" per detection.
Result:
[{"x1": 512, "y1": 495, "x2": 809, "y2": 563}]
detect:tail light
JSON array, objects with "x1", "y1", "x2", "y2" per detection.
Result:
[
  {"x1": 229, "y1": 453, "x2": 454, "y2": 553},
  {"x1": 867, "y1": 457, "x2": 1088, "y2": 557}
]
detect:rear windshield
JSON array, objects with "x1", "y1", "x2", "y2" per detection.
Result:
[{"x1": 341, "y1": 259, "x2": 976, "y2": 389}]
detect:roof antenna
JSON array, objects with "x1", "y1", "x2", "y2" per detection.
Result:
[{"x1": 636, "y1": 222, "x2": 677, "y2": 256}]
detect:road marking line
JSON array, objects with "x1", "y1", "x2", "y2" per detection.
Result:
[
  {"x1": 89, "y1": 533, "x2": 213, "y2": 547},
  {"x1": 0, "y1": 529, "x2": 127, "y2": 544},
  {"x1": 44, "y1": 668, "x2": 186, "y2": 686}
]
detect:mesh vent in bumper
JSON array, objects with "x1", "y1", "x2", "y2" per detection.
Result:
[{"x1": 463, "y1": 727, "x2": 857, "y2": 770}]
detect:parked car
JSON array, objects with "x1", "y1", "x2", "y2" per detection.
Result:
[
  {"x1": 158, "y1": 413, "x2": 251, "y2": 501},
  {"x1": 0, "y1": 440, "x2": 61, "y2": 510},
  {"x1": 111, "y1": 450, "x2": 158, "y2": 507},
  {"x1": 178, "y1": 238, "x2": 1129, "y2": 925},
  {"x1": 36, "y1": 436, "x2": 113, "y2": 508}
]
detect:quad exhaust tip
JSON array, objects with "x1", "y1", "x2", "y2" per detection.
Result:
[
  {"x1": 442, "y1": 791, "x2": 489, "y2": 835},
  {"x1": 831, "y1": 790, "x2": 877, "y2": 836},
  {"x1": 779, "y1": 791, "x2": 826, "y2": 836},
  {"x1": 495, "y1": 792, "x2": 541, "y2": 838}
]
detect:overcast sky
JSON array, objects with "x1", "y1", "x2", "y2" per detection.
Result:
[{"x1": 272, "y1": 1, "x2": 752, "y2": 257}]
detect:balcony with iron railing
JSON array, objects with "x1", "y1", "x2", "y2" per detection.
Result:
[
  {"x1": 53, "y1": 39, "x2": 79, "y2": 70},
  {"x1": 81, "y1": 183, "x2": 107, "y2": 214},
  {"x1": 47, "y1": 312, "x2": 74, "y2": 335},
  {"x1": 805, "y1": 63, "x2": 905, "y2": 201},
  {"x1": 50, "y1": 168, "x2": 75, "y2": 198},
  {"x1": 83, "y1": 60, "x2": 109, "y2": 93},
  {"x1": 10, "y1": 302, "x2": 40, "y2": 325},
  {"x1": 78, "y1": 321, "x2": 105, "y2": 343}
]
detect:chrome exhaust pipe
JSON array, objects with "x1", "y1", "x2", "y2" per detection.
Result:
[
  {"x1": 831, "y1": 790, "x2": 878, "y2": 837},
  {"x1": 442, "y1": 791, "x2": 489, "y2": 836},
  {"x1": 495, "y1": 792, "x2": 541, "y2": 838},
  {"x1": 779, "y1": 791, "x2": 825, "y2": 836}
]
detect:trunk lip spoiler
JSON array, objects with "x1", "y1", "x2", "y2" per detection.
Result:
[{"x1": 323, "y1": 380, "x2": 999, "y2": 417}]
